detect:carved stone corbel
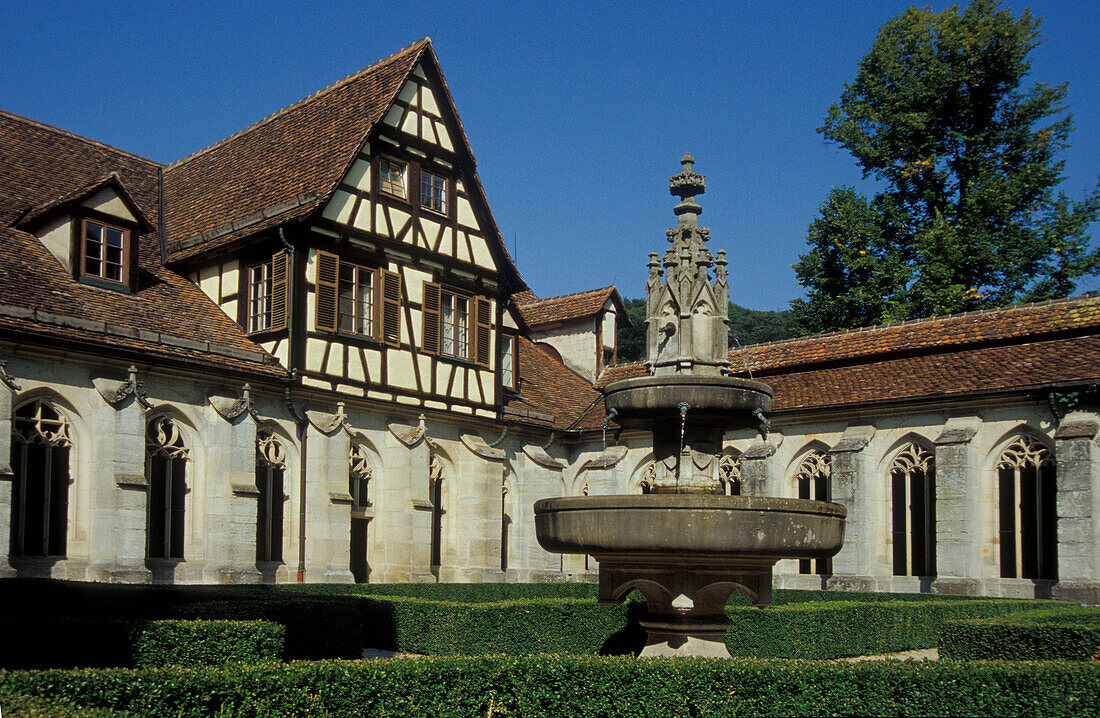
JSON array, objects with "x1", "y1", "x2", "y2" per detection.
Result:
[
  {"x1": 93, "y1": 365, "x2": 151, "y2": 409},
  {"x1": 388, "y1": 414, "x2": 426, "y2": 447},
  {"x1": 582, "y1": 445, "x2": 628, "y2": 471},
  {"x1": 307, "y1": 402, "x2": 348, "y2": 435},
  {"x1": 209, "y1": 383, "x2": 257, "y2": 422},
  {"x1": 0, "y1": 360, "x2": 20, "y2": 391},
  {"x1": 460, "y1": 433, "x2": 506, "y2": 461},
  {"x1": 523, "y1": 444, "x2": 567, "y2": 469},
  {"x1": 831, "y1": 425, "x2": 876, "y2": 454}
]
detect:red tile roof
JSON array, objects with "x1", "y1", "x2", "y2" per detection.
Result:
[
  {"x1": 506, "y1": 336, "x2": 604, "y2": 430},
  {"x1": 162, "y1": 39, "x2": 429, "y2": 263},
  {"x1": 515, "y1": 286, "x2": 628, "y2": 328},
  {"x1": 0, "y1": 111, "x2": 281, "y2": 377},
  {"x1": 598, "y1": 295, "x2": 1100, "y2": 413}
]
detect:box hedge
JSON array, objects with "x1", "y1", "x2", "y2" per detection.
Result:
[
  {"x1": 2, "y1": 656, "x2": 1099, "y2": 717},
  {"x1": 941, "y1": 607, "x2": 1100, "y2": 661},
  {"x1": 131, "y1": 620, "x2": 285, "y2": 667}
]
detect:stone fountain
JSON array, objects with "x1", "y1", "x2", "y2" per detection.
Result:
[{"x1": 534, "y1": 155, "x2": 846, "y2": 657}]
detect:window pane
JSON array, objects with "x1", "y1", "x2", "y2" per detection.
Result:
[{"x1": 106, "y1": 228, "x2": 125, "y2": 247}]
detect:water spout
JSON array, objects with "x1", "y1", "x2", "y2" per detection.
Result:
[
  {"x1": 677, "y1": 401, "x2": 690, "y2": 489},
  {"x1": 753, "y1": 407, "x2": 770, "y2": 440}
]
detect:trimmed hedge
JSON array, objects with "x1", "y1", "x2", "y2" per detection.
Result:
[
  {"x1": 132, "y1": 620, "x2": 284, "y2": 667},
  {"x1": 0, "y1": 693, "x2": 138, "y2": 717},
  {"x1": 3, "y1": 656, "x2": 1099, "y2": 717},
  {"x1": 725, "y1": 598, "x2": 1065, "y2": 659},
  {"x1": 942, "y1": 607, "x2": 1100, "y2": 661}
]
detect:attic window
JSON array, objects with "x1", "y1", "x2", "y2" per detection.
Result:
[
  {"x1": 379, "y1": 157, "x2": 406, "y2": 199},
  {"x1": 421, "y1": 170, "x2": 447, "y2": 214},
  {"x1": 80, "y1": 219, "x2": 129, "y2": 286}
]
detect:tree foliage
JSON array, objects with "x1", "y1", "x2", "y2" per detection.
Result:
[
  {"x1": 616, "y1": 298, "x2": 801, "y2": 363},
  {"x1": 792, "y1": 0, "x2": 1100, "y2": 333}
]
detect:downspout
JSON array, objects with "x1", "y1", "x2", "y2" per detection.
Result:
[{"x1": 278, "y1": 226, "x2": 309, "y2": 582}]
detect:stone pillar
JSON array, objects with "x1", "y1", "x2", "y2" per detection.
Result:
[
  {"x1": 932, "y1": 417, "x2": 983, "y2": 595},
  {"x1": 827, "y1": 425, "x2": 876, "y2": 591},
  {"x1": 0, "y1": 371, "x2": 15, "y2": 578},
  {"x1": 376, "y1": 417, "x2": 432, "y2": 582},
  {"x1": 304, "y1": 418, "x2": 353, "y2": 583},
  {"x1": 520, "y1": 444, "x2": 569, "y2": 580},
  {"x1": 89, "y1": 394, "x2": 150, "y2": 583},
  {"x1": 740, "y1": 436, "x2": 778, "y2": 497},
  {"x1": 1053, "y1": 412, "x2": 1100, "y2": 606},
  {"x1": 200, "y1": 402, "x2": 260, "y2": 584},
  {"x1": 449, "y1": 434, "x2": 506, "y2": 582}
]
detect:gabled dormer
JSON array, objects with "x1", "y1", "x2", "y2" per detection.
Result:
[{"x1": 18, "y1": 173, "x2": 154, "y2": 294}]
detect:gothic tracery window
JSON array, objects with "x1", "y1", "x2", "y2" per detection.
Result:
[
  {"x1": 146, "y1": 417, "x2": 188, "y2": 561},
  {"x1": 10, "y1": 401, "x2": 72, "y2": 557},
  {"x1": 997, "y1": 435, "x2": 1057, "y2": 580},
  {"x1": 349, "y1": 443, "x2": 372, "y2": 583},
  {"x1": 639, "y1": 461, "x2": 657, "y2": 494},
  {"x1": 255, "y1": 430, "x2": 286, "y2": 563},
  {"x1": 795, "y1": 451, "x2": 831, "y2": 575},
  {"x1": 890, "y1": 443, "x2": 935, "y2": 577},
  {"x1": 719, "y1": 454, "x2": 742, "y2": 496},
  {"x1": 429, "y1": 454, "x2": 445, "y2": 570}
]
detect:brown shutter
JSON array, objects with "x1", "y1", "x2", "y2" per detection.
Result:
[
  {"x1": 474, "y1": 297, "x2": 492, "y2": 368},
  {"x1": 422, "y1": 281, "x2": 441, "y2": 355},
  {"x1": 315, "y1": 250, "x2": 339, "y2": 333},
  {"x1": 270, "y1": 250, "x2": 288, "y2": 332},
  {"x1": 381, "y1": 269, "x2": 402, "y2": 346}
]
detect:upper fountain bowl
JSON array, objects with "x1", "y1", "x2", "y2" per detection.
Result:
[{"x1": 603, "y1": 375, "x2": 773, "y2": 431}]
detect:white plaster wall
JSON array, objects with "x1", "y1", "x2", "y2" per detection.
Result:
[{"x1": 530, "y1": 322, "x2": 596, "y2": 382}]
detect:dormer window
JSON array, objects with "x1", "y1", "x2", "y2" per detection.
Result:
[
  {"x1": 379, "y1": 157, "x2": 407, "y2": 199},
  {"x1": 421, "y1": 170, "x2": 447, "y2": 214},
  {"x1": 80, "y1": 218, "x2": 129, "y2": 285}
]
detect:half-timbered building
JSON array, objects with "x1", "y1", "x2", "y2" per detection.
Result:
[{"x1": 1, "y1": 38, "x2": 1098, "y2": 604}]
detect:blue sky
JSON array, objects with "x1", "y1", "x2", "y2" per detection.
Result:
[{"x1": 2, "y1": 1, "x2": 1097, "y2": 310}]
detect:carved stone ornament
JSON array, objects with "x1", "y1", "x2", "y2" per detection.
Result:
[
  {"x1": 0, "y1": 359, "x2": 20, "y2": 391},
  {"x1": 388, "y1": 414, "x2": 427, "y2": 447},
  {"x1": 93, "y1": 365, "x2": 151, "y2": 409},
  {"x1": 209, "y1": 384, "x2": 256, "y2": 422},
  {"x1": 460, "y1": 434, "x2": 505, "y2": 461},
  {"x1": 522, "y1": 445, "x2": 567, "y2": 470},
  {"x1": 935, "y1": 416, "x2": 981, "y2": 446},
  {"x1": 582, "y1": 445, "x2": 628, "y2": 471},
  {"x1": 831, "y1": 425, "x2": 876, "y2": 454},
  {"x1": 306, "y1": 402, "x2": 347, "y2": 435}
]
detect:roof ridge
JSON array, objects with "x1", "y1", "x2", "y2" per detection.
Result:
[
  {"x1": 522, "y1": 285, "x2": 616, "y2": 305},
  {"x1": 738, "y1": 293, "x2": 1099, "y2": 351},
  {"x1": 0, "y1": 109, "x2": 162, "y2": 167},
  {"x1": 164, "y1": 37, "x2": 430, "y2": 171}
]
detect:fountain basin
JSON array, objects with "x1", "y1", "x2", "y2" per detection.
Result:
[
  {"x1": 603, "y1": 375, "x2": 773, "y2": 430},
  {"x1": 534, "y1": 494, "x2": 845, "y2": 560}
]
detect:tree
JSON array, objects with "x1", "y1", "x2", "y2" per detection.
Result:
[{"x1": 793, "y1": 0, "x2": 1100, "y2": 331}]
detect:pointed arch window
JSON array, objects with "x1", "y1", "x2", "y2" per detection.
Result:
[
  {"x1": 429, "y1": 454, "x2": 445, "y2": 570},
  {"x1": 256, "y1": 430, "x2": 286, "y2": 563},
  {"x1": 10, "y1": 401, "x2": 72, "y2": 557},
  {"x1": 719, "y1": 454, "x2": 742, "y2": 496},
  {"x1": 146, "y1": 417, "x2": 188, "y2": 560},
  {"x1": 890, "y1": 444, "x2": 935, "y2": 577},
  {"x1": 349, "y1": 443, "x2": 372, "y2": 583},
  {"x1": 997, "y1": 436, "x2": 1057, "y2": 580},
  {"x1": 795, "y1": 451, "x2": 831, "y2": 575}
]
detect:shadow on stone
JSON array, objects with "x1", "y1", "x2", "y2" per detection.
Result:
[{"x1": 599, "y1": 601, "x2": 648, "y2": 656}]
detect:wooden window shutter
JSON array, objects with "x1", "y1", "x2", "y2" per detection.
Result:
[
  {"x1": 422, "y1": 281, "x2": 441, "y2": 355},
  {"x1": 270, "y1": 250, "x2": 289, "y2": 332},
  {"x1": 315, "y1": 250, "x2": 339, "y2": 333},
  {"x1": 381, "y1": 269, "x2": 402, "y2": 346},
  {"x1": 474, "y1": 296, "x2": 492, "y2": 368}
]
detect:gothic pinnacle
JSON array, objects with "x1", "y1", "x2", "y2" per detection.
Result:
[{"x1": 669, "y1": 152, "x2": 706, "y2": 227}]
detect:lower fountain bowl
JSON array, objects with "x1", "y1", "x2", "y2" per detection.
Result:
[
  {"x1": 602, "y1": 375, "x2": 773, "y2": 430},
  {"x1": 534, "y1": 494, "x2": 845, "y2": 560}
]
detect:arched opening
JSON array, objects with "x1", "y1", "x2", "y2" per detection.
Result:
[
  {"x1": 10, "y1": 400, "x2": 72, "y2": 558},
  {"x1": 145, "y1": 416, "x2": 188, "y2": 560},
  {"x1": 255, "y1": 430, "x2": 286, "y2": 564},
  {"x1": 429, "y1": 453, "x2": 445, "y2": 573},
  {"x1": 719, "y1": 453, "x2": 742, "y2": 496},
  {"x1": 349, "y1": 443, "x2": 373, "y2": 583},
  {"x1": 889, "y1": 443, "x2": 935, "y2": 577},
  {"x1": 997, "y1": 435, "x2": 1057, "y2": 580},
  {"x1": 795, "y1": 450, "x2": 831, "y2": 575}
]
